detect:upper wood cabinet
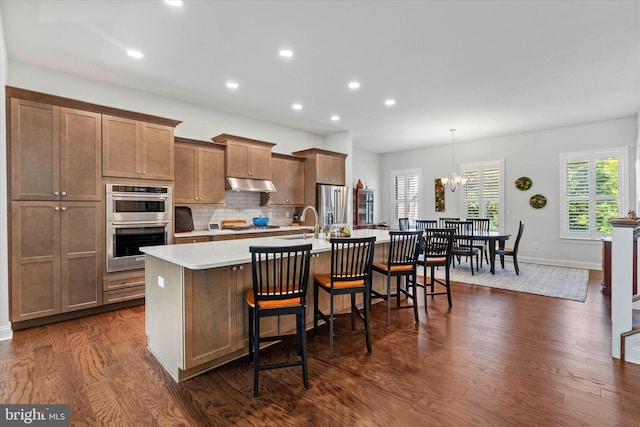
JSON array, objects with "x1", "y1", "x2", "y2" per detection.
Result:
[
  {"x1": 291, "y1": 148, "x2": 347, "y2": 185},
  {"x1": 102, "y1": 115, "x2": 175, "y2": 180},
  {"x1": 174, "y1": 138, "x2": 225, "y2": 205},
  {"x1": 261, "y1": 154, "x2": 305, "y2": 206},
  {"x1": 10, "y1": 99, "x2": 102, "y2": 201},
  {"x1": 213, "y1": 134, "x2": 275, "y2": 180}
]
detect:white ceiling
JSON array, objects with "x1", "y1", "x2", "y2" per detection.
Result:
[{"x1": 1, "y1": 0, "x2": 639, "y2": 153}]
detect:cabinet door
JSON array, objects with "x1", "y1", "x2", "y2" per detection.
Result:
[
  {"x1": 286, "y1": 159, "x2": 305, "y2": 205},
  {"x1": 60, "y1": 202, "x2": 102, "y2": 311},
  {"x1": 141, "y1": 122, "x2": 174, "y2": 180},
  {"x1": 184, "y1": 266, "x2": 238, "y2": 369},
  {"x1": 60, "y1": 108, "x2": 102, "y2": 201},
  {"x1": 199, "y1": 147, "x2": 226, "y2": 204},
  {"x1": 317, "y1": 154, "x2": 346, "y2": 185},
  {"x1": 174, "y1": 143, "x2": 199, "y2": 203},
  {"x1": 102, "y1": 115, "x2": 140, "y2": 178},
  {"x1": 226, "y1": 142, "x2": 250, "y2": 178},
  {"x1": 11, "y1": 201, "x2": 61, "y2": 321},
  {"x1": 10, "y1": 99, "x2": 60, "y2": 200},
  {"x1": 268, "y1": 157, "x2": 287, "y2": 204},
  {"x1": 248, "y1": 144, "x2": 272, "y2": 179}
]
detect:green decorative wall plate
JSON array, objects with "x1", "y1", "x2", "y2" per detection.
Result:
[
  {"x1": 529, "y1": 194, "x2": 547, "y2": 209},
  {"x1": 515, "y1": 176, "x2": 532, "y2": 191}
]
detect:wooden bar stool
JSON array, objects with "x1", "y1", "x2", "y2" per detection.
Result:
[
  {"x1": 418, "y1": 227, "x2": 455, "y2": 309},
  {"x1": 247, "y1": 244, "x2": 312, "y2": 396},
  {"x1": 371, "y1": 230, "x2": 422, "y2": 325},
  {"x1": 314, "y1": 236, "x2": 376, "y2": 358}
]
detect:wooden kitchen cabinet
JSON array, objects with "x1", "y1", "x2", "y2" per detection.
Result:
[
  {"x1": 261, "y1": 154, "x2": 305, "y2": 206},
  {"x1": 293, "y1": 148, "x2": 347, "y2": 186},
  {"x1": 174, "y1": 236, "x2": 210, "y2": 244},
  {"x1": 174, "y1": 138, "x2": 225, "y2": 204},
  {"x1": 103, "y1": 269, "x2": 146, "y2": 304},
  {"x1": 10, "y1": 99, "x2": 102, "y2": 201},
  {"x1": 213, "y1": 134, "x2": 275, "y2": 180},
  {"x1": 183, "y1": 263, "x2": 278, "y2": 370},
  {"x1": 11, "y1": 201, "x2": 103, "y2": 322},
  {"x1": 102, "y1": 115, "x2": 175, "y2": 180}
]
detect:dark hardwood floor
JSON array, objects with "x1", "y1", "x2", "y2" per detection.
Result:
[{"x1": 2, "y1": 270, "x2": 640, "y2": 426}]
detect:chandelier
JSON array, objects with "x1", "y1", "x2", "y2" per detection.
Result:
[{"x1": 440, "y1": 128, "x2": 467, "y2": 192}]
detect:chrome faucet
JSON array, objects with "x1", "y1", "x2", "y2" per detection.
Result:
[{"x1": 300, "y1": 205, "x2": 319, "y2": 237}]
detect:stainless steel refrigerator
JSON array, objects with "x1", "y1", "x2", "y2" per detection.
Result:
[{"x1": 316, "y1": 184, "x2": 348, "y2": 231}]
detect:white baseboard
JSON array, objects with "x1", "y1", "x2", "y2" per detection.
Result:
[
  {"x1": 0, "y1": 322, "x2": 12, "y2": 341},
  {"x1": 519, "y1": 256, "x2": 601, "y2": 271}
]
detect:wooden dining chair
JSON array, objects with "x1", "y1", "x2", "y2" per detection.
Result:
[
  {"x1": 415, "y1": 219, "x2": 438, "y2": 232},
  {"x1": 247, "y1": 244, "x2": 312, "y2": 396},
  {"x1": 314, "y1": 236, "x2": 376, "y2": 358},
  {"x1": 398, "y1": 217, "x2": 410, "y2": 230},
  {"x1": 445, "y1": 220, "x2": 479, "y2": 275},
  {"x1": 468, "y1": 218, "x2": 490, "y2": 267},
  {"x1": 417, "y1": 227, "x2": 455, "y2": 309},
  {"x1": 496, "y1": 220, "x2": 525, "y2": 275},
  {"x1": 371, "y1": 230, "x2": 422, "y2": 325},
  {"x1": 438, "y1": 217, "x2": 460, "y2": 227}
]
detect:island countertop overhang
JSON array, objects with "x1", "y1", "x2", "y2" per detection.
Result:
[{"x1": 141, "y1": 229, "x2": 390, "y2": 270}]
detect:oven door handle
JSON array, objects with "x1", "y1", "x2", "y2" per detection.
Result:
[
  {"x1": 109, "y1": 193, "x2": 171, "y2": 199},
  {"x1": 111, "y1": 221, "x2": 171, "y2": 226}
]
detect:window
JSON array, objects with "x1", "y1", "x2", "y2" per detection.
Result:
[
  {"x1": 461, "y1": 160, "x2": 504, "y2": 231},
  {"x1": 391, "y1": 169, "x2": 420, "y2": 228},
  {"x1": 560, "y1": 147, "x2": 627, "y2": 238}
]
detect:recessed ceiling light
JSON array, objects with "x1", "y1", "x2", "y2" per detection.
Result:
[
  {"x1": 385, "y1": 99, "x2": 396, "y2": 106},
  {"x1": 331, "y1": 115, "x2": 340, "y2": 122},
  {"x1": 348, "y1": 81, "x2": 360, "y2": 90},
  {"x1": 126, "y1": 49, "x2": 143, "y2": 59},
  {"x1": 226, "y1": 81, "x2": 239, "y2": 89},
  {"x1": 279, "y1": 49, "x2": 294, "y2": 58},
  {"x1": 292, "y1": 103, "x2": 303, "y2": 110},
  {"x1": 164, "y1": 0, "x2": 183, "y2": 6}
]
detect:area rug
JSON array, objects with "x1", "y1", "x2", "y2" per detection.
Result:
[{"x1": 431, "y1": 261, "x2": 589, "y2": 302}]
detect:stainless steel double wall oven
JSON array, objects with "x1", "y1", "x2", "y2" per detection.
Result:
[{"x1": 106, "y1": 184, "x2": 172, "y2": 272}]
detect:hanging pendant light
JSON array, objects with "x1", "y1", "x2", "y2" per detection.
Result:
[{"x1": 440, "y1": 128, "x2": 467, "y2": 192}]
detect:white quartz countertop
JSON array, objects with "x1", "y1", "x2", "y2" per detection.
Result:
[
  {"x1": 174, "y1": 225, "x2": 313, "y2": 239},
  {"x1": 142, "y1": 229, "x2": 390, "y2": 270}
]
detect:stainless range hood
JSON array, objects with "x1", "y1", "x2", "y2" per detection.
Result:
[{"x1": 226, "y1": 177, "x2": 277, "y2": 193}]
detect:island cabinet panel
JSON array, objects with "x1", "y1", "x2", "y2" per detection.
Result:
[
  {"x1": 11, "y1": 201, "x2": 103, "y2": 322},
  {"x1": 10, "y1": 99, "x2": 102, "y2": 201},
  {"x1": 102, "y1": 115, "x2": 174, "y2": 180},
  {"x1": 174, "y1": 138, "x2": 225, "y2": 204},
  {"x1": 213, "y1": 134, "x2": 275, "y2": 180}
]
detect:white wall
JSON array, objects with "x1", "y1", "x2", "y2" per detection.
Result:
[
  {"x1": 381, "y1": 117, "x2": 638, "y2": 269},
  {"x1": 0, "y1": 8, "x2": 11, "y2": 340}
]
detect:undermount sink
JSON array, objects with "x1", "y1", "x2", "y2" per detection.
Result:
[{"x1": 278, "y1": 234, "x2": 310, "y2": 240}]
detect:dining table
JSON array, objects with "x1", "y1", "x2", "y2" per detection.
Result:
[{"x1": 462, "y1": 231, "x2": 511, "y2": 274}]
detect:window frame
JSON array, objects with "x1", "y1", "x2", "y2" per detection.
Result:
[
  {"x1": 460, "y1": 159, "x2": 505, "y2": 233},
  {"x1": 389, "y1": 168, "x2": 422, "y2": 229},
  {"x1": 559, "y1": 146, "x2": 628, "y2": 240}
]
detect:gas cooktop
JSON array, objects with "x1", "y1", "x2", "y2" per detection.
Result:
[{"x1": 224, "y1": 225, "x2": 281, "y2": 231}]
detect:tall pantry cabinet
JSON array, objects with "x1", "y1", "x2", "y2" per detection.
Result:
[{"x1": 9, "y1": 98, "x2": 103, "y2": 322}]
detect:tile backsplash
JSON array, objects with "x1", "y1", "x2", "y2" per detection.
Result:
[{"x1": 181, "y1": 191, "x2": 301, "y2": 231}]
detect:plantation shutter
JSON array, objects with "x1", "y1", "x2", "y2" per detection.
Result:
[
  {"x1": 561, "y1": 148, "x2": 625, "y2": 238},
  {"x1": 462, "y1": 161, "x2": 503, "y2": 231},
  {"x1": 392, "y1": 169, "x2": 420, "y2": 227}
]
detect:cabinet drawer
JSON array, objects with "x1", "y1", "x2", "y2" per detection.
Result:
[
  {"x1": 103, "y1": 270, "x2": 145, "y2": 291},
  {"x1": 212, "y1": 235, "x2": 236, "y2": 241},
  {"x1": 103, "y1": 285, "x2": 145, "y2": 304},
  {"x1": 175, "y1": 236, "x2": 210, "y2": 244}
]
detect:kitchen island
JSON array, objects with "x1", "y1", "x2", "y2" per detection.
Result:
[{"x1": 141, "y1": 229, "x2": 390, "y2": 382}]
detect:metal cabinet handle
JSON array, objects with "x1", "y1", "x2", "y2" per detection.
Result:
[
  {"x1": 231, "y1": 266, "x2": 237, "y2": 271},
  {"x1": 61, "y1": 207, "x2": 67, "y2": 211},
  {"x1": 61, "y1": 191, "x2": 67, "y2": 196},
  {"x1": 238, "y1": 265, "x2": 244, "y2": 271},
  {"x1": 54, "y1": 191, "x2": 59, "y2": 196},
  {"x1": 54, "y1": 207, "x2": 60, "y2": 211}
]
